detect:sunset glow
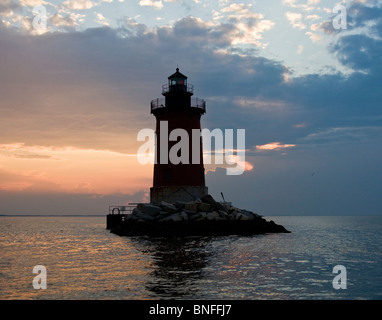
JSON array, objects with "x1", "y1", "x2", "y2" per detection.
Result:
[{"x1": 0, "y1": 143, "x2": 152, "y2": 195}]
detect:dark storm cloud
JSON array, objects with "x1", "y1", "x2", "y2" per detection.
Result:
[
  {"x1": 0, "y1": 16, "x2": 288, "y2": 150},
  {"x1": 329, "y1": 2, "x2": 382, "y2": 74},
  {"x1": 346, "y1": 1, "x2": 382, "y2": 34}
]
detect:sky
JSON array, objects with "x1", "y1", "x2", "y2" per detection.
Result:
[{"x1": 0, "y1": 0, "x2": 381, "y2": 215}]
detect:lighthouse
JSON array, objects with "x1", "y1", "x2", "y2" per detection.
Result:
[
  {"x1": 107, "y1": 69, "x2": 290, "y2": 235},
  {"x1": 150, "y1": 68, "x2": 208, "y2": 203}
]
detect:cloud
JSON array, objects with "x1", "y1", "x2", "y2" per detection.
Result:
[
  {"x1": 282, "y1": 0, "x2": 297, "y2": 6},
  {"x1": 12, "y1": 154, "x2": 55, "y2": 160},
  {"x1": 330, "y1": 34, "x2": 382, "y2": 74},
  {"x1": 327, "y1": 2, "x2": 382, "y2": 74},
  {"x1": 282, "y1": 0, "x2": 317, "y2": 11},
  {"x1": 305, "y1": 14, "x2": 320, "y2": 21},
  {"x1": 0, "y1": 26, "x2": 159, "y2": 153},
  {"x1": 1, "y1": 0, "x2": 382, "y2": 214},
  {"x1": 63, "y1": 0, "x2": 98, "y2": 10},
  {"x1": 94, "y1": 12, "x2": 109, "y2": 26},
  {"x1": 305, "y1": 31, "x2": 322, "y2": 43},
  {"x1": 168, "y1": 14, "x2": 273, "y2": 49},
  {"x1": 293, "y1": 123, "x2": 308, "y2": 128},
  {"x1": 50, "y1": 12, "x2": 83, "y2": 29},
  {"x1": 19, "y1": 0, "x2": 47, "y2": 6},
  {"x1": 0, "y1": 0, "x2": 20, "y2": 18},
  {"x1": 299, "y1": 126, "x2": 382, "y2": 145},
  {"x1": 0, "y1": 8, "x2": 380, "y2": 139},
  {"x1": 234, "y1": 98, "x2": 288, "y2": 111},
  {"x1": 139, "y1": 0, "x2": 164, "y2": 10},
  {"x1": 256, "y1": 142, "x2": 296, "y2": 151},
  {"x1": 218, "y1": 3, "x2": 274, "y2": 47},
  {"x1": 286, "y1": 11, "x2": 306, "y2": 29}
]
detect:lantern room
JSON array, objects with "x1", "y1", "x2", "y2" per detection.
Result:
[
  {"x1": 150, "y1": 68, "x2": 205, "y2": 113},
  {"x1": 161, "y1": 68, "x2": 193, "y2": 95},
  {"x1": 167, "y1": 68, "x2": 188, "y2": 92}
]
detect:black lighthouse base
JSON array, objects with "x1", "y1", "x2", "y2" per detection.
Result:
[
  {"x1": 110, "y1": 219, "x2": 290, "y2": 237},
  {"x1": 107, "y1": 194, "x2": 290, "y2": 237}
]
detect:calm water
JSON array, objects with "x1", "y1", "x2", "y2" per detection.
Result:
[{"x1": 0, "y1": 215, "x2": 381, "y2": 300}]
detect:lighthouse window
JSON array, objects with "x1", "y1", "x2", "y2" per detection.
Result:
[{"x1": 170, "y1": 78, "x2": 187, "y2": 86}]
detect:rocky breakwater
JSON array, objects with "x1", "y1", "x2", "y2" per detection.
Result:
[{"x1": 110, "y1": 195, "x2": 290, "y2": 237}]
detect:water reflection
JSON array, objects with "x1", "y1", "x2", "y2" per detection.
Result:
[
  {"x1": 2, "y1": 216, "x2": 381, "y2": 299},
  {"x1": 131, "y1": 236, "x2": 213, "y2": 298}
]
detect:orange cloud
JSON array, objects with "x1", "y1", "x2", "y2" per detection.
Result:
[
  {"x1": 256, "y1": 142, "x2": 296, "y2": 151},
  {"x1": 204, "y1": 155, "x2": 254, "y2": 175},
  {"x1": 244, "y1": 161, "x2": 254, "y2": 171},
  {"x1": 293, "y1": 123, "x2": 308, "y2": 128}
]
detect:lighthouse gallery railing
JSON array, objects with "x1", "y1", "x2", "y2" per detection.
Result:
[
  {"x1": 162, "y1": 84, "x2": 194, "y2": 94},
  {"x1": 151, "y1": 97, "x2": 206, "y2": 113}
]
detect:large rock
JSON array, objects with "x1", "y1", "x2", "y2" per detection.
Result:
[
  {"x1": 218, "y1": 210, "x2": 230, "y2": 219},
  {"x1": 239, "y1": 213, "x2": 252, "y2": 221},
  {"x1": 185, "y1": 201, "x2": 198, "y2": 212},
  {"x1": 174, "y1": 201, "x2": 185, "y2": 210},
  {"x1": 180, "y1": 211, "x2": 189, "y2": 220},
  {"x1": 132, "y1": 208, "x2": 140, "y2": 216},
  {"x1": 241, "y1": 209, "x2": 261, "y2": 218},
  {"x1": 239, "y1": 210, "x2": 255, "y2": 220},
  {"x1": 134, "y1": 211, "x2": 155, "y2": 221},
  {"x1": 198, "y1": 202, "x2": 211, "y2": 212},
  {"x1": 161, "y1": 213, "x2": 183, "y2": 222},
  {"x1": 200, "y1": 194, "x2": 216, "y2": 205},
  {"x1": 195, "y1": 212, "x2": 207, "y2": 221},
  {"x1": 188, "y1": 213, "x2": 201, "y2": 221},
  {"x1": 137, "y1": 204, "x2": 161, "y2": 216},
  {"x1": 201, "y1": 194, "x2": 228, "y2": 212},
  {"x1": 207, "y1": 211, "x2": 225, "y2": 221},
  {"x1": 160, "y1": 201, "x2": 177, "y2": 213}
]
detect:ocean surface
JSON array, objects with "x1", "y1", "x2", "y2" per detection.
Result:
[{"x1": 0, "y1": 215, "x2": 381, "y2": 300}]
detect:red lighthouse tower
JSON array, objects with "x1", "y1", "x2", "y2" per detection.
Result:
[{"x1": 150, "y1": 68, "x2": 208, "y2": 203}]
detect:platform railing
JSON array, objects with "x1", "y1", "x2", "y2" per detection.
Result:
[
  {"x1": 162, "y1": 83, "x2": 194, "y2": 94},
  {"x1": 108, "y1": 204, "x2": 136, "y2": 215},
  {"x1": 150, "y1": 97, "x2": 206, "y2": 113}
]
